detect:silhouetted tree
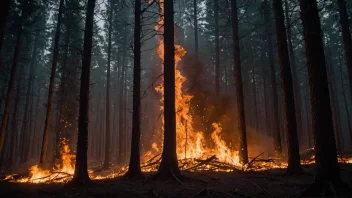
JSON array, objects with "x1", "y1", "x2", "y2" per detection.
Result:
[
  {"x1": 231, "y1": 0, "x2": 248, "y2": 164},
  {"x1": 71, "y1": 0, "x2": 96, "y2": 184},
  {"x1": 103, "y1": 0, "x2": 113, "y2": 170},
  {"x1": 337, "y1": 0, "x2": 352, "y2": 105},
  {"x1": 272, "y1": 0, "x2": 302, "y2": 175},
  {"x1": 299, "y1": 0, "x2": 347, "y2": 196},
  {"x1": 125, "y1": 0, "x2": 143, "y2": 179},
  {"x1": 156, "y1": 0, "x2": 181, "y2": 179},
  {"x1": 263, "y1": 0, "x2": 282, "y2": 156}
]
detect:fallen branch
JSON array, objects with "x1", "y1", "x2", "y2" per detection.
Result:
[
  {"x1": 246, "y1": 152, "x2": 264, "y2": 169},
  {"x1": 186, "y1": 155, "x2": 216, "y2": 171},
  {"x1": 143, "y1": 154, "x2": 161, "y2": 164}
]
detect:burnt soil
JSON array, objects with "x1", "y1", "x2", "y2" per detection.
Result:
[{"x1": 0, "y1": 164, "x2": 351, "y2": 198}]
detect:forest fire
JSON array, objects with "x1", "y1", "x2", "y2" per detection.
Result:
[{"x1": 3, "y1": 0, "x2": 352, "y2": 185}]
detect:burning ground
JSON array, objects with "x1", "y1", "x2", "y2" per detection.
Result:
[{"x1": 1, "y1": 163, "x2": 352, "y2": 198}]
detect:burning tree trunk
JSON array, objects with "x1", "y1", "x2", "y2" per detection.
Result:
[
  {"x1": 103, "y1": 0, "x2": 113, "y2": 170},
  {"x1": 71, "y1": 0, "x2": 96, "y2": 185},
  {"x1": 263, "y1": 0, "x2": 282, "y2": 156},
  {"x1": 272, "y1": 0, "x2": 302, "y2": 175},
  {"x1": 0, "y1": 11, "x2": 24, "y2": 156},
  {"x1": 125, "y1": 0, "x2": 143, "y2": 178},
  {"x1": 299, "y1": 0, "x2": 345, "y2": 195},
  {"x1": 39, "y1": 0, "x2": 65, "y2": 167},
  {"x1": 194, "y1": 0, "x2": 198, "y2": 58},
  {"x1": 231, "y1": 0, "x2": 248, "y2": 164},
  {"x1": 156, "y1": 0, "x2": 181, "y2": 179},
  {"x1": 214, "y1": 0, "x2": 220, "y2": 96},
  {"x1": 337, "y1": 0, "x2": 352, "y2": 108},
  {"x1": 0, "y1": 0, "x2": 12, "y2": 54}
]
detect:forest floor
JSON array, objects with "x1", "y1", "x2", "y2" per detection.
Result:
[{"x1": 0, "y1": 164, "x2": 352, "y2": 198}]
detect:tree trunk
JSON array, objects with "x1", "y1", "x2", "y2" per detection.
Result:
[
  {"x1": 0, "y1": 0, "x2": 12, "y2": 54},
  {"x1": 325, "y1": 38, "x2": 343, "y2": 153},
  {"x1": 156, "y1": 0, "x2": 181, "y2": 179},
  {"x1": 231, "y1": 0, "x2": 248, "y2": 164},
  {"x1": 337, "y1": 0, "x2": 352, "y2": 111},
  {"x1": 39, "y1": 0, "x2": 65, "y2": 167},
  {"x1": 338, "y1": 58, "x2": 352, "y2": 149},
  {"x1": 273, "y1": 0, "x2": 302, "y2": 174},
  {"x1": 299, "y1": 0, "x2": 343, "y2": 195},
  {"x1": 193, "y1": 0, "x2": 198, "y2": 58},
  {"x1": 71, "y1": 0, "x2": 96, "y2": 185},
  {"x1": 263, "y1": 0, "x2": 282, "y2": 156},
  {"x1": 214, "y1": 0, "x2": 220, "y2": 96},
  {"x1": 20, "y1": 31, "x2": 38, "y2": 160},
  {"x1": 0, "y1": 12, "x2": 24, "y2": 156},
  {"x1": 251, "y1": 68, "x2": 258, "y2": 133},
  {"x1": 103, "y1": 0, "x2": 113, "y2": 170},
  {"x1": 118, "y1": 21, "x2": 127, "y2": 163},
  {"x1": 125, "y1": 0, "x2": 143, "y2": 178},
  {"x1": 7, "y1": 63, "x2": 24, "y2": 168},
  {"x1": 284, "y1": 0, "x2": 303, "y2": 145}
]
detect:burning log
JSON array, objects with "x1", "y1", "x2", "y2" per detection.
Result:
[{"x1": 186, "y1": 155, "x2": 216, "y2": 171}]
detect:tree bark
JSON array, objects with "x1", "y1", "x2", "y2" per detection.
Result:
[
  {"x1": 39, "y1": 0, "x2": 65, "y2": 167},
  {"x1": 71, "y1": 0, "x2": 96, "y2": 185},
  {"x1": 125, "y1": 0, "x2": 143, "y2": 178},
  {"x1": 231, "y1": 0, "x2": 248, "y2": 164},
  {"x1": 214, "y1": 0, "x2": 220, "y2": 96},
  {"x1": 337, "y1": 0, "x2": 352, "y2": 111},
  {"x1": 273, "y1": 0, "x2": 302, "y2": 175},
  {"x1": 103, "y1": 0, "x2": 113, "y2": 170},
  {"x1": 0, "y1": 11, "x2": 24, "y2": 156},
  {"x1": 156, "y1": 0, "x2": 181, "y2": 179},
  {"x1": 263, "y1": 0, "x2": 282, "y2": 156},
  {"x1": 299, "y1": 0, "x2": 343, "y2": 195}
]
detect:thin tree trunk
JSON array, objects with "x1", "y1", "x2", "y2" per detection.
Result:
[
  {"x1": 156, "y1": 0, "x2": 181, "y2": 179},
  {"x1": 231, "y1": 0, "x2": 248, "y2": 164},
  {"x1": 0, "y1": 12, "x2": 24, "y2": 155},
  {"x1": 193, "y1": 0, "x2": 198, "y2": 58},
  {"x1": 252, "y1": 68, "x2": 258, "y2": 132},
  {"x1": 299, "y1": 0, "x2": 342, "y2": 194},
  {"x1": 71, "y1": 0, "x2": 96, "y2": 184},
  {"x1": 39, "y1": 0, "x2": 65, "y2": 167},
  {"x1": 273, "y1": 0, "x2": 302, "y2": 174},
  {"x1": 103, "y1": 0, "x2": 113, "y2": 169},
  {"x1": 125, "y1": 0, "x2": 142, "y2": 178},
  {"x1": 263, "y1": 0, "x2": 282, "y2": 156},
  {"x1": 337, "y1": 0, "x2": 352, "y2": 110},
  {"x1": 338, "y1": 57, "x2": 352, "y2": 149},
  {"x1": 118, "y1": 23, "x2": 127, "y2": 163},
  {"x1": 20, "y1": 31, "x2": 39, "y2": 160},
  {"x1": 7, "y1": 63, "x2": 24, "y2": 168},
  {"x1": 214, "y1": 0, "x2": 220, "y2": 96},
  {"x1": 326, "y1": 38, "x2": 343, "y2": 153},
  {"x1": 284, "y1": 0, "x2": 303, "y2": 144}
]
